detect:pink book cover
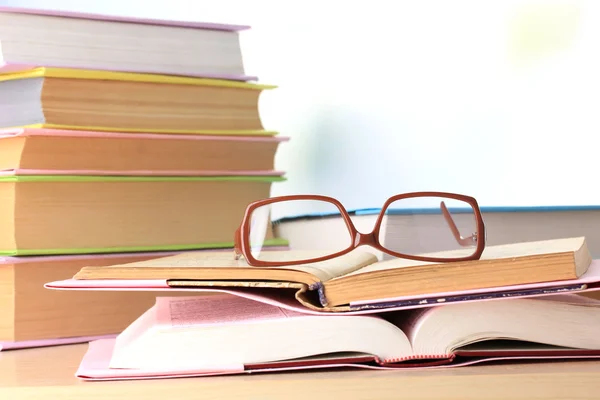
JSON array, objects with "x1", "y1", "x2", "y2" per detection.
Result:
[
  {"x1": 74, "y1": 294, "x2": 600, "y2": 381},
  {"x1": 0, "y1": 249, "x2": 224, "y2": 266},
  {"x1": 76, "y1": 338, "x2": 600, "y2": 381},
  {"x1": 46, "y1": 260, "x2": 600, "y2": 316},
  {"x1": 0, "y1": 128, "x2": 288, "y2": 177},
  {"x1": 0, "y1": 6, "x2": 256, "y2": 81},
  {"x1": 2, "y1": 249, "x2": 265, "y2": 351},
  {"x1": 0, "y1": 335, "x2": 116, "y2": 352}
]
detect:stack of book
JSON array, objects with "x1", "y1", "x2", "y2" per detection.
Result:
[
  {"x1": 0, "y1": 8, "x2": 285, "y2": 349},
  {"x1": 47, "y1": 236, "x2": 600, "y2": 379}
]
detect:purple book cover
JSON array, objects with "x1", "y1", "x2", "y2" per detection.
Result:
[{"x1": 0, "y1": 6, "x2": 250, "y2": 31}]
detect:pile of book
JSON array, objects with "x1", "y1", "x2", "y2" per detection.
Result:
[
  {"x1": 0, "y1": 7, "x2": 285, "y2": 349},
  {"x1": 49, "y1": 235, "x2": 600, "y2": 379}
]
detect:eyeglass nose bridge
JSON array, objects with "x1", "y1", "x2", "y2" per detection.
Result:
[{"x1": 353, "y1": 231, "x2": 377, "y2": 248}]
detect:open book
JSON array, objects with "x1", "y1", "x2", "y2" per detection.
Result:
[
  {"x1": 73, "y1": 237, "x2": 591, "y2": 309},
  {"x1": 76, "y1": 293, "x2": 600, "y2": 380}
]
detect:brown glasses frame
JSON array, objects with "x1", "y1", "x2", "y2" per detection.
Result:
[{"x1": 234, "y1": 192, "x2": 486, "y2": 267}]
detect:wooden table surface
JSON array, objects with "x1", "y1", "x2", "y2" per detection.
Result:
[{"x1": 1, "y1": 343, "x2": 600, "y2": 399}]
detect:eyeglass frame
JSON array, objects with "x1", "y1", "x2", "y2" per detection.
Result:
[{"x1": 234, "y1": 191, "x2": 486, "y2": 267}]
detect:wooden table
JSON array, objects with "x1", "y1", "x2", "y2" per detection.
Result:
[{"x1": 1, "y1": 344, "x2": 600, "y2": 399}]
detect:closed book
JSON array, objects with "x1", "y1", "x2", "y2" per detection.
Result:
[
  {"x1": 0, "y1": 252, "x2": 191, "y2": 343},
  {"x1": 275, "y1": 206, "x2": 600, "y2": 259},
  {"x1": 0, "y1": 174, "x2": 285, "y2": 256},
  {"x1": 0, "y1": 68, "x2": 275, "y2": 134},
  {"x1": 0, "y1": 7, "x2": 254, "y2": 80},
  {"x1": 0, "y1": 128, "x2": 287, "y2": 176}
]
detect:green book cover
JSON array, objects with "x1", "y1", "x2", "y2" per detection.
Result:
[
  {"x1": 0, "y1": 174, "x2": 287, "y2": 256},
  {"x1": 0, "y1": 175, "x2": 285, "y2": 183}
]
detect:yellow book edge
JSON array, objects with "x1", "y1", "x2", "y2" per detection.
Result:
[
  {"x1": 13, "y1": 124, "x2": 279, "y2": 136},
  {"x1": 0, "y1": 67, "x2": 277, "y2": 90}
]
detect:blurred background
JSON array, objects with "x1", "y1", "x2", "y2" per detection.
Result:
[{"x1": 3, "y1": 0, "x2": 599, "y2": 216}]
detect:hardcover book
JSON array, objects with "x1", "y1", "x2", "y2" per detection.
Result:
[
  {"x1": 0, "y1": 128, "x2": 286, "y2": 176},
  {"x1": 0, "y1": 7, "x2": 254, "y2": 80},
  {"x1": 0, "y1": 174, "x2": 285, "y2": 256},
  {"x1": 0, "y1": 251, "x2": 195, "y2": 344},
  {"x1": 74, "y1": 294, "x2": 600, "y2": 380},
  {"x1": 0, "y1": 68, "x2": 275, "y2": 134}
]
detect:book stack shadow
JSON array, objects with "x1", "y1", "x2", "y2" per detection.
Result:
[{"x1": 0, "y1": 8, "x2": 286, "y2": 350}]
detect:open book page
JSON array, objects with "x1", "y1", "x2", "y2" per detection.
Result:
[
  {"x1": 109, "y1": 295, "x2": 415, "y2": 370},
  {"x1": 154, "y1": 295, "x2": 308, "y2": 328},
  {"x1": 400, "y1": 297, "x2": 600, "y2": 356},
  {"x1": 343, "y1": 237, "x2": 586, "y2": 277},
  {"x1": 382, "y1": 308, "x2": 431, "y2": 349},
  {"x1": 82, "y1": 249, "x2": 377, "y2": 282}
]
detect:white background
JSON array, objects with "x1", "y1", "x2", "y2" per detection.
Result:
[{"x1": 3, "y1": 0, "x2": 599, "y2": 214}]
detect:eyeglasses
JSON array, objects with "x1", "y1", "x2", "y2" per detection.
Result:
[{"x1": 234, "y1": 192, "x2": 486, "y2": 267}]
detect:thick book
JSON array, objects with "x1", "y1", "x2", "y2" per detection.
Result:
[
  {"x1": 0, "y1": 174, "x2": 285, "y2": 256},
  {"x1": 0, "y1": 128, "x2": 287, "y2": 176},
  {"x1": 276, "y1": 205, "x2": 600, "y2": 259},
  {"x1": 0, "y1": 252, "x2": 189, "y2": 343},
  {"x1": 0, "y1": 68, "x2": 275, "y2": 134},
  {"x1": 74, "y1": 294, "x2": 600, "y2": 380},
  {"x1": 70, "y1": 237, "x2": 591, "y2": 308},
  {"x1": 0, "y1": 7, "x2": 254, "y2": 80}
]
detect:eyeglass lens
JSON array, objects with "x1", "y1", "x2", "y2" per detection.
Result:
[{"x1": 249, "y1": 199, "x2": 352, "y2": 262}]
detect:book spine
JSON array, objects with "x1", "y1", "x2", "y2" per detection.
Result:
[
  {"x1": 377, "y1": 354, "x2": 454, "y2": 366},
  {"x1": 308, "y1": 282, "x2": 328, "y2": 307}
]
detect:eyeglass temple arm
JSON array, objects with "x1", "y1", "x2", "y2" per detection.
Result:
[{"x1": 440, "y1": 201, "x2": 478, "y2": 247}]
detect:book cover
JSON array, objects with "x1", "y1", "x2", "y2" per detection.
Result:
[
  {"x1": 0, "y1": 6, "x2": 251, "y2": 31},
  {"x1": 75, "y1": 338, "x2": 600, "y2": 380},
  {"x1": 0, "y1": 335, "x2": 116, "y2": 351}
]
